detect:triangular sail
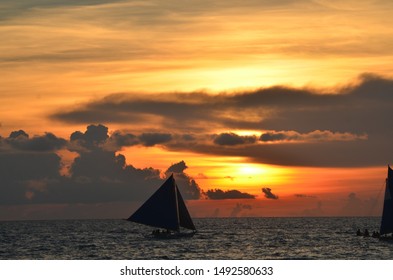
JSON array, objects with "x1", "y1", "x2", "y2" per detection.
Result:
[
  {"x1": 177, "y1": 187, "x2": 196, "y2": 230},
  {"x1": 380, "y1": 165, "x2": 393, "y2": 235},
  {"x1": 127, "y1": 174, "x2": 196, "y2": 232},
  {"x1": 128, "y1": 175, "x2": 179, "y2": 231}
]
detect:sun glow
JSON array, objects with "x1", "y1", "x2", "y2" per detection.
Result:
[
  {"x1": 231, "y1": 130, "x2": 261, "y2": 136},
  {"x1": 238, "y1": 163, "x2": 266, "y2": 176},
  {"x1": 201, "y1": 160, "x2": 293, "y2": 195}
]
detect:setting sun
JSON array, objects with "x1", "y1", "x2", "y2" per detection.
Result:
[{"x1": 238, "y1": 163, "x2": 264, "y2": 176}]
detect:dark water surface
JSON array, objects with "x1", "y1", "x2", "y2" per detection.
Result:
[{"x1": 1, "y1": 217, "x2": 392, "y2": 259}]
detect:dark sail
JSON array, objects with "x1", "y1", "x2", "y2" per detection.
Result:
[
  {"x1": 127, "y1": 174, "x2": 196, "y2": 232},
  {"x1": 380, "y1": 165, "x2": 393, "y2": 235},
  {"x1": 128, "y1": 175, "x2": 179, "y2": 231},
  {"x1": 177, "y1": 187, "x2": 196, "y2": 230}
]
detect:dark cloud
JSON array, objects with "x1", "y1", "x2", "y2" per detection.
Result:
[
  {"x1": 213, "y1": 130, "x2": 364, "y2": 146},
  {"x1": 105, "y1": 131, "x2": 138, "y2": 151},
  {"x1": 260, "y1": 132, "x2": 287, "y2": 142},
  {"x1": 139, "y1": 133, "x2": 172, "y2": 147},
  {"x1": 50, "y1": 74, "x2": 393, "y2": 167},
  {"x1": 165, "y1": 161, "x2": 201, "y2": 199},
  {"x1": 70, "y1": 124, "x2": 108, "y2": 151},
  {"x1": 69, "y1": 126, "x2": 177, "y2": 151},
  {"x1": 256, "y1": 74, "x2": 393, "y2": 135},
  {"x1": 173, "y1": 137, "x2": 385, "y2": 167},
  {"x1": 0, "y1": 124, "x2": 201, "y2": 206},
  {"x1": 259, "y1": 130, "x2": 366, "y2": 143},
  {"x1": 71, "y1": 124, "x2": 107, "y2": 143},
  {"x1": 9, "y1": 130, "x2": 29, "y2": 139},
  {"x1": 214, "y1": 133, "x2": 257, "y2": 146},
  {"x1": 166, "y1": 160, "x2": 187, "y2": 173},
  {"x1": 205, "y1": 189, "x2": 256, "y2": 199},
  {"x1": 6, "y1": 130, "x2": 66, "y2": 152},
  {"x1": 262, "y1": 187, "x2": 279, "y2": 200},
  {"x1": 0, "y1": 152, "x2": 62, "y2": 205},
  {"x1": 182, "y1": 134, "x2": 196, "y2": 141},
  {"x1": 69, "y1": 125, "x2": 171, "y2": 150}
]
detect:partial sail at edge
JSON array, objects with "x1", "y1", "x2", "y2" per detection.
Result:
[{"x1": 380, "y1": 165, "x2": 393, "y2": 235}]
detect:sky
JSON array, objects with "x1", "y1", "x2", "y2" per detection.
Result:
[{"x1": 1, "y1": 0, "x2": 393, "y2": 220}]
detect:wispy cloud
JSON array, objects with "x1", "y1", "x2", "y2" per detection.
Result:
[
  {"x1": 2, "y1": 0, "x2": 393, "y2": 102},
  {"x1": 259, "y1": 130, "x2": 367, "y2": 143},
  {"x1": 294, "y1": 194, "x2": 317, "y2": 199}
]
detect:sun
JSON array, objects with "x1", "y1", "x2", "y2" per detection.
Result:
[
  {"x1": 238, "y1": 164, "x2": 265, "y2": 176},
  {"x1": 230, "y1": 162, "x2": 293, "y2": 190}
]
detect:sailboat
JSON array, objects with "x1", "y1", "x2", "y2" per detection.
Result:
[
  {"x1": 127, "y1": 174, "x2": 197, "y2": 238},
  {"x1": 379, "y1": 165, "x2": 393, "y2": 239}
]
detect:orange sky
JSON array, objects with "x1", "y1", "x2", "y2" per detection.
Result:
[{"x1": 1, "y1": 0, "x2": 393, "y2": 219}]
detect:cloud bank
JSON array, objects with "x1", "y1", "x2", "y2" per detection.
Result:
[
  {"x1": 0, "y1": 125, "x2": 203, "y2": 206},
  {"x1": 50, "y1": 74, "x2": 393, "y2": 167}
]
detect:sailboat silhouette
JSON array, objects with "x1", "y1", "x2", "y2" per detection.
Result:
[
  {"x1": 127, "y1": 174, "x2": 196, "y2": 238},
  {"x1": 380, "y1": 165, "x2": 393, "y2": 238}
]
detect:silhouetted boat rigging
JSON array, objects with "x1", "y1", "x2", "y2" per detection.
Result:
[
  {"x1": 356, "y1": 165, "x2": 393, "y2": 239},
  {"x1": 127, "y1": 174, "x2": 196, "y2": 238},
  {"x1": 379, "y1": 165, "x2": 393, "y2": 239}
]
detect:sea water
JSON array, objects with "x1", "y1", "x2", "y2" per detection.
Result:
[{"x1": 0, "y1": 217, "x2": 391, "y2": 259}]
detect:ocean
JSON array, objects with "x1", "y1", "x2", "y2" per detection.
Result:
[{"x1": 0, "y1": 217, "x2": 391, "y2": 260}]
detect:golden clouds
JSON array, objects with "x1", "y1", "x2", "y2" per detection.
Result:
[
  {"x1": 2, "y1": 0, "x2": 393, "y2": 98},
  {"x1": 2, "y1": 0, "x2": 393, "y2": 118}
]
